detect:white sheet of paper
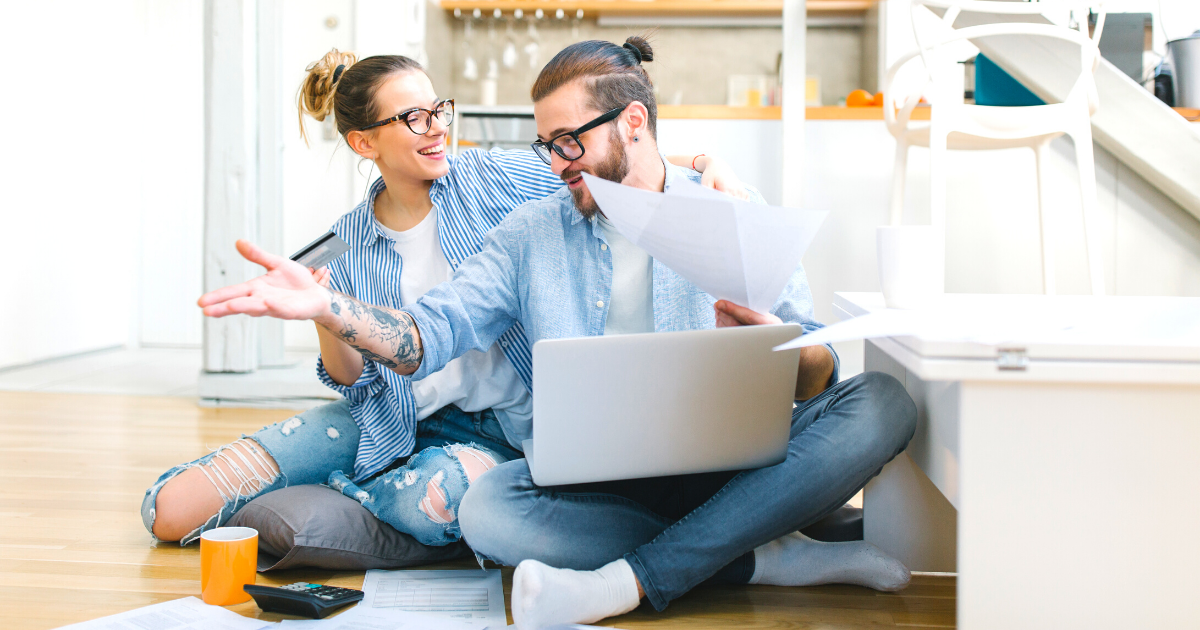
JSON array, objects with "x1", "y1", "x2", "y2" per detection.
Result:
[
  {"x1": 277, "y1": 605, "x2": 481, "y2": 630},
  {"x1": 360, "y1": 569, "x2": 504, "y2": 628},
  {"x1": 773, "y1": 297, "x2": 1200, "y2": 351},
  {"x1": 55, "y1": 596, "x2": 275, "y2": 630},
  {"x1": 582, "y1": 173, "x2": 828, "y2": 314}
]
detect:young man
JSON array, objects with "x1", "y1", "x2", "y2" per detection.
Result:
[{"x1": 200, "y1": 38, "x2": 917, "y2": 630}]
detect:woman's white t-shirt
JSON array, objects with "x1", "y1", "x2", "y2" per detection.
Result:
[{"x1": 375, "y1": 207, "x2": 533, "y2": 425}]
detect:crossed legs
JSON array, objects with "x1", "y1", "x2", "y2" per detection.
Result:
[{"x1": 459, "y1": 372, "x2": 918, "y2": 628}]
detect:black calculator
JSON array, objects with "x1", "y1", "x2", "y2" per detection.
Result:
[{"x1": 243, "y1": 582, "x2": 364, "y2": 618}]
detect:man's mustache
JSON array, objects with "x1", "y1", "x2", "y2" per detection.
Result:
[{"x1": 561, "y1": 170, "x2": 584, "y2": 184}]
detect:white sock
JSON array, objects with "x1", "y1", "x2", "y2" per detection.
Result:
[
  {"x1": 511, "y1": 558, "x2": 641, "y2": 630},
  {"x1": 749, "y1": 531, "x2": 911, "y2": 591}
]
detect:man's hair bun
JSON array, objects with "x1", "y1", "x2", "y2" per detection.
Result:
[{"x1": 623, "y1": 36, "x2": 654, "y2": 64}]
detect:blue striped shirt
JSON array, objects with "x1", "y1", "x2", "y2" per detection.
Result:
[{"x1": 317, "y1": 148, "x2": 563, "y2": 480}]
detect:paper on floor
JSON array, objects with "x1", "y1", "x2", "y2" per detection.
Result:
[
  {"x1": 582, "y1": 173, "x2": 828, "y2": 314},
  {"x1": 55, "y1": 596, "x2": 275, "y2": 630},
  {"x1": 277, "y1": 605, "x2": 481, "y2": 629},
  {"x1": 499, "y1": 626, "x2": 625, "y2": 629},
  {"x1": 360, "y1": 569, "x2": 505, "y2": 629}
]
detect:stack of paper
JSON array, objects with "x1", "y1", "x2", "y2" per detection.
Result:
[
  {"x1": 582, "y1": 173, "x2": 828, "y2": 314},
  {"x1": 276, "y1": 606, "x2": 482, "y2": 629},
  {"x1": 360, "y1": 569, "x2": 506, "y2": 629},
  {"x1": 56, "y1": 597, "x2": 274, "y2": 630}
]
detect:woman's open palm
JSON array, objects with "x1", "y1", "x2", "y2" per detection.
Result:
[{"x1": 197, "y1": 240, "x2": 331, "y2": 321}]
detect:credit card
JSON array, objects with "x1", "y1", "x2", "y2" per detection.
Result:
[{"x1": 290, "y1": 231, "x2": 350, "y2": 269}]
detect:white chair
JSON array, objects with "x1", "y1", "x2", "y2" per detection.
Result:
[{"x1": 884, "y1": 0, "x2": 1107, "y2": 295}]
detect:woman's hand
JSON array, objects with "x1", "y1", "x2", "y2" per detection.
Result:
[
  {"x1": 311, "y1": 267, "x2": 332, "y2": 288},
  {"x1": 698, "y1": 156, "x2": 752, "y2": 201}
]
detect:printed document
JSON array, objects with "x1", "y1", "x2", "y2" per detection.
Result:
[
  {"x1": 276, "y1": 605, "x2": 481, "y2": 629},
  {"x1": 55, "y1": 596, "x2": 273, "y2": 630},
  {"x1": 361, "y1": 569, "x2": 505, "y2": 628},
  {"x1": 582, "y1": 173, "x2": 828, "y2": 314}
]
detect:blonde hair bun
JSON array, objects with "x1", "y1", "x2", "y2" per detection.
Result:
[{"x1": 298, "y1": 48, "x2": 358, "y2": 142}]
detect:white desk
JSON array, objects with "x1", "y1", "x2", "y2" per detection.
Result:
[{"x1": 836, "y1": 293, "x2": 1200, "y2": 629}]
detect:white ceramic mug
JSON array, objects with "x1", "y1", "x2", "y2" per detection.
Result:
[{"x1": 877, "y1": 225, "x2": 945, "y2": 309}]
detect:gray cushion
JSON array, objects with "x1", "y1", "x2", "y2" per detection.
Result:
[{"x1": 228, "y1": 484, "x2": 471, "y2": 572}]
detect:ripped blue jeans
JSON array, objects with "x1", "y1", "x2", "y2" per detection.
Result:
[{"x1": 140, "y1": 400, "x2": 521, "y2": 547}]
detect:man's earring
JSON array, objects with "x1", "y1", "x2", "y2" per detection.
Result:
[{"x1": 633, "y1": 136, "x2": 639, "y2": 142}]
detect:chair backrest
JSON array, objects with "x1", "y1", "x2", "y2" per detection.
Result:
[{"x1": 885, "y1": 0, "x2": 1107, "y2": 134}]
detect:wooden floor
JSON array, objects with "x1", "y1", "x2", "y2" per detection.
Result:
[{"x1": 0, "y1": 391, "x2": 955, "y2": 629}]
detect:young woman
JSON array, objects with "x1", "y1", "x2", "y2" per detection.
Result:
[{"x1": 141, "y1": 49, "x2": 750, "y2": 548}]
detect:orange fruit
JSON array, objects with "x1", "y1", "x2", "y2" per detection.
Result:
[
  {"x1": 846, "y1": 89, "x2": 873, "y2": 107},
  {"x1": 873, "y1": 91, "x2": 885, "y2": 106}
]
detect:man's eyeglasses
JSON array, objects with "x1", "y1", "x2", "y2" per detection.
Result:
[
  {"x1": 359, "y1": 99, "x2": 455, "y2": 134},
  {"x1": 531, "y1": 105, "x2": 627, "y2": 165}
]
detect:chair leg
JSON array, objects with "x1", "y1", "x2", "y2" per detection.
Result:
[
  {"x1": 1033, "y1": 141, "x2": 1056, "y2": 295},
  {"x1": 890, "y1": 140, "x2": 910, "y2": 226},
  {"x1": 928, "y1": 127, "x2": 949, "y2": 230},
  {"x1": 1071, "y1": 127, "x2": 1106, "y2": 296}
]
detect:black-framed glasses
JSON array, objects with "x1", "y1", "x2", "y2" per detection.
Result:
[
  {"x1": 359, "y1": 99, "x2": 455, "y2": 134},
  {"x1": 531, "y1": 105, "x2": 627, "y2": 165}
]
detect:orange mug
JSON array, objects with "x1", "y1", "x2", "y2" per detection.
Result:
[{"x1": 200, "y1": 526, "x2": 258, "y2": 606}]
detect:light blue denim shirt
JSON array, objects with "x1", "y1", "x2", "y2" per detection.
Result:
[{"x1": 402, "y1": 161, "x2": 839, "y2": 444}]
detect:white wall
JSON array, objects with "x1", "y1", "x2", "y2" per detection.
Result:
[
  {"x1": 0, "y1": 0, "x2": 418, "y2": 367},
  {"x1": 139, "y1": 2, "x2": 205, "y2": 348},
  {"x1": 0, "y1": 1, "x2": 159, "y2": 369}
]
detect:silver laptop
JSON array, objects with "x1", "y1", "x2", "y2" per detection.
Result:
[{"x1": 524, "y1": 324, "x2": 803, "y2": 486}]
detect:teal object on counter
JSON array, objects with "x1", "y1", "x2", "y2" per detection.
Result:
[{"x1": 975, "y1": 53, "x2": 1045, "y2": 106}]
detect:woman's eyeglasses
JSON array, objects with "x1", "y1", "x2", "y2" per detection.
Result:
[
  {"x1": 531, "y1": 105, "x2": 627, "y2": 165},
  {"x1": 359, "y1": 99, "x2": 455, "y2": 134}
]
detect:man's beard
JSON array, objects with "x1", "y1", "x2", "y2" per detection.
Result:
[{"x1": 563, "y1": 127, "x2": 630, "y2": 220}]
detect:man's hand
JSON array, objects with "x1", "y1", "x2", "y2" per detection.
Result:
[
  {"x1": 714, "y1": 300, "x2": 782, "y2": 327},
  {"x1": 698, "y1": 157, "x2": 752, "y2": 201},
  {"x1": 715, "y1": 299, "x2": 833, "y2": 400},
  {"x1": 198, "y1": 240, "x2": 331, "y2": 321}
]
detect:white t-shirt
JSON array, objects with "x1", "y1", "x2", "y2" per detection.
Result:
[
  {"x1": 597, "y1": 216, "x2": 654, "y2": 335},
  {"x1": 375, "y1": 207, "x2": 533, "y2": 426}
]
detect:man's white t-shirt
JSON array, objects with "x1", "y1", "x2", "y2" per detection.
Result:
[
  {"x1": 597, "y1": 216, "x2": 654, "y2": 335},
  {"x1": 375, "y1": 207, "x2": 532, "y2": 425}
]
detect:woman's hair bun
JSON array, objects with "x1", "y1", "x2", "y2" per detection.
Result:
[
  {"x1": 298, "y1": 48, "x2": 358, "y2": 142},
  {"x1": 623, "y1": 36, "x2": 654, "y2": 64}
]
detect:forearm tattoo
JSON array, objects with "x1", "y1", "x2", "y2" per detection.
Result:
[{"x1": 325, "y1": 290, "x2": 422, "y2": 371}]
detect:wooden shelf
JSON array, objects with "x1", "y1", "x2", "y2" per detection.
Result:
[
  {"x1": 657, "y1": 105, "x2": 932, "y2": 121},
  {"x1": 439, "y1": 1, "x2": 877, "y2": 17}
]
